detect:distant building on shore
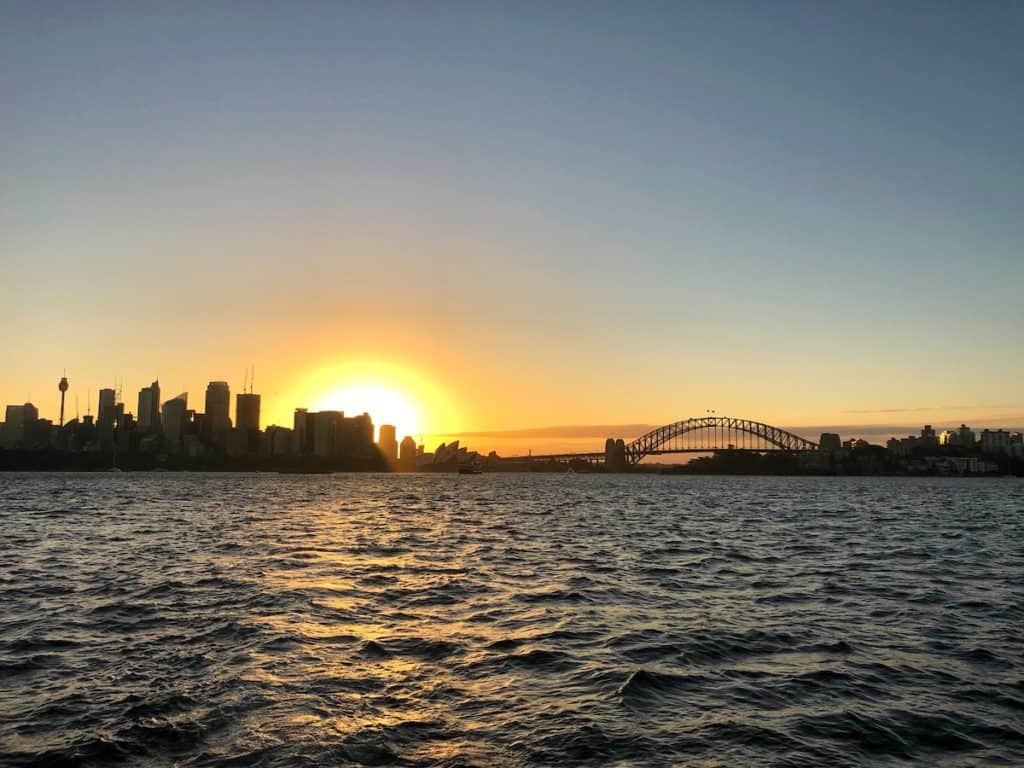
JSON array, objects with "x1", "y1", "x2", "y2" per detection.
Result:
[{"x1": 818, "y1": 433, "x2": 841, "y2": 453}]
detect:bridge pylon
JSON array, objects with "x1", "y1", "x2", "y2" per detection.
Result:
[{"x1": 604, "y1": 437, "x2": 628, "y2": 471}]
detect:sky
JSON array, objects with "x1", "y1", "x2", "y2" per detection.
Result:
[{"x1": 2, "y1": 2, "x2": 1022, "y2": 449}]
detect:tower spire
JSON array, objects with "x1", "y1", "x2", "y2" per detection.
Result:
[{"x1": 58, "y1": 371, "x2": 69, "y2": 427}]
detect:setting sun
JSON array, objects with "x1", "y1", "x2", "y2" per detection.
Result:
[
  {"x1": 277, "y1": 359, "x2": 458, "y2": 442},
  {"x1": 316, "y1": 384, "x2": 421, "y2": 441}
]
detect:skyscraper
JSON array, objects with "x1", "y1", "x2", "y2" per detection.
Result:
[
  {"x1": 312, "y1": 411, "x2": 343, "y2": 457},
  {"x1": 137, "y1": 380, "x2": 161, "y2": 429},
  {"x1": 292, "y1": 408, "x2": 313, "y2": 455},
  {"x1": 378, "y1": 424, "x2": 398, "y2": 462},
  {"x1": 399, "y1": 435, "x2": 417, "y2": 463},
  {"x1": 96, "y1": 387, "x2": 123, "y2": 450},
  {"x1": 161, "y1": 393, "x2": 188, "y2": 453},
  {"x1": 235, "y1": 392, "x2": 261, "y2": 432},
  {"x1": 204, "y1": 381, "x2": 231, "y2": 443},
  {"x1": 97, "y1": 388, "x2": 117, "y2": 426},
  {"x1": 1, "y1": 403, "x2": 39, "y2": 448},
  {"x1": 338, "y1": 412, "x2": 374, "y2": 458}
]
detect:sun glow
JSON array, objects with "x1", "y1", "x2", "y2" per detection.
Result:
[
  {"x1": 316, "y1": 384, "x2": 422, "y2": 440},
  {"x1": 280, "y1": 359, "x2": 457, "y2": 442}
]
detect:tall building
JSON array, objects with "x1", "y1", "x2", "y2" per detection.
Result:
[
  {"x1": 292, "y1": 408, "x2": 314, "y2": 456},
  {"x1": 96, "y1": 388, "x2": 123, "y2": 450},
  {"x1": 204, "y1": 381, "x2": 232, "y2": 443},
  {"x1": 980, "y1": 429, "x2": 1012, "y2": 455},
  {"x1": 97, "y1": 388, "x2": 117, "y2": 426},
  {"x1": 313, "y1": 411, "x2": 344, "y2": 457},
  {"x1": 236, "y1": 393, "x2": 261, "y2": 432},
  {"x1": 920, "y1": 424, "x2": 938, "y2": 447},
  {"x1": 399, "y1": 435, "x2": 417, "y2": 463},
  {"x1": 378, "y1": 424, "x2": 398, "y2": 462},
  {"x1": 161, "y1": 394, "x2": 188, "y2": 453},
  {"x1": 2, "y1": 403, "x2": 39, "y2": 448},
  {"x1": 338, "y1": 412, "x2": 374, "y2": 458},
  {"x1": 137, "y1": 380, "x2": 161, "y2": 429},
  {"x1": 958, "y1": 424, "x2": 975, "y2": 448}
]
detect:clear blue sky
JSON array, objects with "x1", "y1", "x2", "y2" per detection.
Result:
[{"x1": 2, "y1": 2, "x2": 1022, "y2": 432}]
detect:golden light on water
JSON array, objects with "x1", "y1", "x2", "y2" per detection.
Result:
[{"x1": 282, "y1": 359, "x2": 457, "y2": 441}]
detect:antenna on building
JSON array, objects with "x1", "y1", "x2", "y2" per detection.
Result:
[
  {"x1": 87, "y1": 389, "x2": 92, "y2": 416},
  {"x1": 250, "y1": 365, "x2": 255, "y2": 394},
  {"x1": 75, "y1": 394, "x2": 80, "y2": 421}
]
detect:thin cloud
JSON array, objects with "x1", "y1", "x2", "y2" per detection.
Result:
[
  {"x1": 435, "y1": 424, "x2": 656, "y2": 439},
  {"x1": 841, "y1": 406, "x2": 978, "y2": 414}
]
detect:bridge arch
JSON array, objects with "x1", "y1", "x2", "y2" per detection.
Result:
[{"x1": 624, "y1": 416, "x2": 818, "y2": 464}]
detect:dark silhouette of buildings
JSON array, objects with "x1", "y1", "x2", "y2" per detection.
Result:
[{"x1": 8, "y1": 370, "x2": 1021, "y2": 475}]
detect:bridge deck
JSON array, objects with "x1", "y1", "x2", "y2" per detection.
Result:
[{"x1": 502, "y1": 448, "x2": 806, "y2": 463}]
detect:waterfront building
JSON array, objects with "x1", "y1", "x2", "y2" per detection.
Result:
[
  {"x1": 818, "y1": 433, "x2": 842, "y2": 453},
  {"x1": 920, "y1": 424, "x2": 938, "y2": 448},
  {"x1": 378, "y1": 424, "x2": 398, "y2": 462},
  {"x1": 980, "y1": 429, "x2": 1012, "y2": 455},
  {"x1": 958, "y1": 424, "x2": 975, "y2": 448}
]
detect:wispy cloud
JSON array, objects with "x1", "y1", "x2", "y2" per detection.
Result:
[
  {"x1": 434, "y1": 424, "x2": 655, "y2": 439},
  {"x1": 841, "y1": 406, "x2": 978, "y2": 414}
]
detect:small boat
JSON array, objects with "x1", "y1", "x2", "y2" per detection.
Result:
[{"x1": 457, "y1": 464, "x2": 483, "y2": 475}]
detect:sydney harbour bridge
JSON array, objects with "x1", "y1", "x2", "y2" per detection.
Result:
[{"x1": 509, "y1": 416, "x2": 819, "y2": 468}]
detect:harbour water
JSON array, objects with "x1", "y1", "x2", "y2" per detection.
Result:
[{"x1": 1, "y1": 473, "x2": 1022, "y2": 766}]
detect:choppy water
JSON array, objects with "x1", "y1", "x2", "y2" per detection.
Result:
[{"x1": 1, "y1": 473, "x2": 1022, "y2": 767}]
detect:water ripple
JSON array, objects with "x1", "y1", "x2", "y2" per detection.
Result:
[{"x1": 1, "y1": 472, "x2": 1022, "y2": 766}]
